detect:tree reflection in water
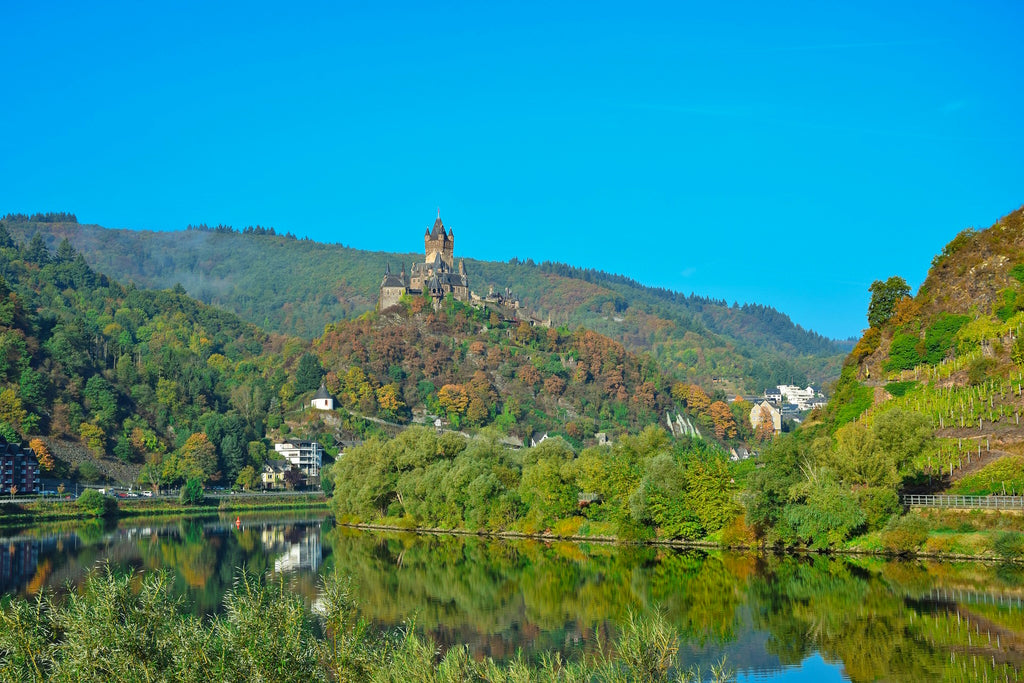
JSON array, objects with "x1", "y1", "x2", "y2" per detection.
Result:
[
  {"x1": 325, "y1": 529, "x2": 1024, "y2": 681},
  {"x1": 2, "y1": 518, "x2": 1024, "y2": 680}
]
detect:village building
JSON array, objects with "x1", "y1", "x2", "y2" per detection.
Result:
[
  {"x1": 0, "y1": 438, "x2": 38, "y2": 495},
  {"x1": 261, "y1": 460, "x2": 288, "y2": 489},
  {"x1": 379, "y1": 212, "x2": 470, "y2": 310},
  {"x1": 777, "y1": 384, "x2": 822, "y2": 411},
  {"x1": 310, "y1": 383, "x2": 335, "y2": 411},
  {"x1": 750, "y1": 401, "x2": 782, "y2": 434},
  {"x1": 273, "y1": 440, "x2": 324, "y2": 480}
]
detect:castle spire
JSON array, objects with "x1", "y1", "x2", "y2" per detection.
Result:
[{"x1": 431, "y1": 213, "x2": 445, "y2": 237}]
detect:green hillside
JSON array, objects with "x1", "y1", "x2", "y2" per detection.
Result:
[
  {"x1": 306, "y1": 295, "x2": 746, "y2": 447},
  {"x1": 745, "y1": 205, "x2": 1024, "y2": 554},
  {"x1": 0, "y1": 213, "x2": 746, "y2": 493},
  {"x1": 1, "y1": 214, "x2": 843, "y2": 392},
  {"x1": 0, "y1": 218, "x2": 297, "y2": 489}
]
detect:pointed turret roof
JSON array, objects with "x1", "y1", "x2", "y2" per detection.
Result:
[
  {"x1": 430, "y1": 215, "x2": 446, "y2": 238},
  {"x1": 381, "y1": 261, "x2": 405, "y2": 288},
  {"x1": 314, "y1": 383, "x2": 333, "y2": 400}
]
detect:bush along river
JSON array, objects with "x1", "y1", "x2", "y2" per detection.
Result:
[{"x1": 1, "y1": 512, "x2": 1023, "y2": 681}]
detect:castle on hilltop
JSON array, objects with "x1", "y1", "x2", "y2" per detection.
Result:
[{"x1": 379, "y1": 213, "x2": 471, "y2": 310}]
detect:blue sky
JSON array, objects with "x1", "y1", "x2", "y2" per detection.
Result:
[{"x1": 2, "y1": 1, "x2": 1022, "y2": 339}]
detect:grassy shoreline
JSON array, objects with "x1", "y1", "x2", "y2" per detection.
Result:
[
  {"x1": 336, "y1": 506, "x2": 1024, "y2": 563},
  {"x1": 5, "y1": 494, "x2": 1022, "y2": 563},
  {"x1": 0, "y1": 493, "x2": 329, "y2": 526}
]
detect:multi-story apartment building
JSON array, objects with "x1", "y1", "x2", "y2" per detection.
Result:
[{"x1": 0, "y1": 439, "x2": 38, "y2": 495}]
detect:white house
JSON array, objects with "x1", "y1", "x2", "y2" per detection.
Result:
[
  {"x1": 273, "y1": 440, "x2": 324, "y2": 479},
  {"x1": 311, "y1": 383, "x2": 335, "y2": 411},
  {"x1": 777, "y1": 385, "x2": 818, "y2": 410}
]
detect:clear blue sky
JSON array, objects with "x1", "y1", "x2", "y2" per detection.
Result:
[{"x1": 2, "y1": 1, "x2": 1022, "y2": 339}]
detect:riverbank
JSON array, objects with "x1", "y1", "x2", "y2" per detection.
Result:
[
  {"x1": 336, "y1": 506, "x2": 1024, "y2": 563},
  {"x1": 0, "y1": 492, "x2": 329, "y2": 526}
]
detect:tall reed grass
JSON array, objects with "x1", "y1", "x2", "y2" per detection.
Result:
[{"x1": 0, "y1": 567, "x2": 732, "y2": 682}]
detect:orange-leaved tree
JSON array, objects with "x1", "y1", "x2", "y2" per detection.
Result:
[{"x1": 29, "y1": 438, "x2": 55, "y2": 471}]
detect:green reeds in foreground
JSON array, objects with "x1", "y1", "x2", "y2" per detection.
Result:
[{"x1": 0, "y1": 568, "x2": 732, "y2": 682}]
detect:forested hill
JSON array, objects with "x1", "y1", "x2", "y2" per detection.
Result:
[
  {"x1": 0, "y1": 213, "x2": 739, "y2": 491},
  {"x1": 1, "y1": 214, "x2": 843, "y2": 392},
  {"x1": 0, "y1": 218, "x2": 297, "y2": 487},
  {"x1": 309, "y1": 297, "x2": 749, "y2": 446}
]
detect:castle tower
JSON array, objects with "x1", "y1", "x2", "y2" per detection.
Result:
[
  {"x1": 379, "y1": 261, "x2": 408, "y2": 310},
  {"x1": 425, "y1": 213, "x2": 454, "y2": 269},
  {"x1": 384, "y1": 211, "x2": 470, "y2": 309}
]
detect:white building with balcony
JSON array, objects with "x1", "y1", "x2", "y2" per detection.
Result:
[{"x1": 273, "y1": 440, "x2": 323, "y2": 479}]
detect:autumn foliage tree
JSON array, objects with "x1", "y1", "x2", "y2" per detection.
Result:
[
  {"x1": 164, "y1": 433, "x2": 218, "y2": 484},
  {"x1": 708, "y1": 401, "x2": 738, "y2": 439},
  {"x1": 754, "y1": 406, "x2": 776, "y2": 442},
  {"x1": 375, "y1": 383, "x2": 406, "y2": 419},
  {"x1": 29, "y1": 438, "x2": 54, "y2": 471},
  {"x1": 437, "y1": 384, "x2": 469, "y2": 418},
  {"x1": 311, "y1": 297, "x2": 681, "y2": 438},
  {"x1": 686, "y1": 385, "x2": 711, "y2": 414}
]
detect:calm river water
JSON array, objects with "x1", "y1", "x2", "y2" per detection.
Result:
[{"x1": 2, "y1": 513, "x2": 1022, "y2": 682}]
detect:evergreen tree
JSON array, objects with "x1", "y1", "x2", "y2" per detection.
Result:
[
  {"x1": 55, "y1": 238, "x2": 75, "y2": 263},
  {"x1": 295, "y1": 353, "x2": 323, "y2": 393}
]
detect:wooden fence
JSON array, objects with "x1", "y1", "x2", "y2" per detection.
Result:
[{"x1": 901, "y1": 494, "x2": 1024, "y2": 510}]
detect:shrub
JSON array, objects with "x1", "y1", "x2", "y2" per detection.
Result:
[
  {"x1": 830, "y1": 370, "x2": 874, "y2": 428},
  {"x1": 180, "y1": 478, "x2": 205, "y2": 505},
  {"x1": 76, "y1": 461, "x2": 102, "y2": 482},
  {"x1": 995, "y1": 288, "x2": 1021, "y2": 322},
  {"x1": 719, "y1": 513, "x2": 756, "y2": 547},
  {"x1": 858, "y1": 487, "x2": 901, "y2": 531},
  {"x1": 880, "y1": 514, "x2": 929, "y2": 555},
  {"x1": 884, "y1": 381, "x2": 918, "y2": 398},
  {"x1": 993, "y1": 531, "x2": 1024, "y2": 559},
  {"x1": 849, "y1": 327, "x2": 881, "y2": 364},
  {"x1": 967, "y1": 357, "x2": 996, "y2": 386},
  {"x1": 551, "y1": 516, "x2": 585, "y2": 538},
  {"x1": 922, "y1": 314, "x2": 970, "y2": 364},
  {"x1": 77, "y1": 489, "x2": 117, "y2": 517},
  {"x1": 884, "y1": 333, "x2": 922, "y2": 371}
]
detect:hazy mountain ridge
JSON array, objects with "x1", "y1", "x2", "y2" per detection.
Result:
[{"x1": 3, "y1": 216, "x2": 844, "y2": 392}]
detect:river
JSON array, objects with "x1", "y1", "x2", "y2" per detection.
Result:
[{"x1": 1, "y1": 513, "x2": 1022, "y2": 682}]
